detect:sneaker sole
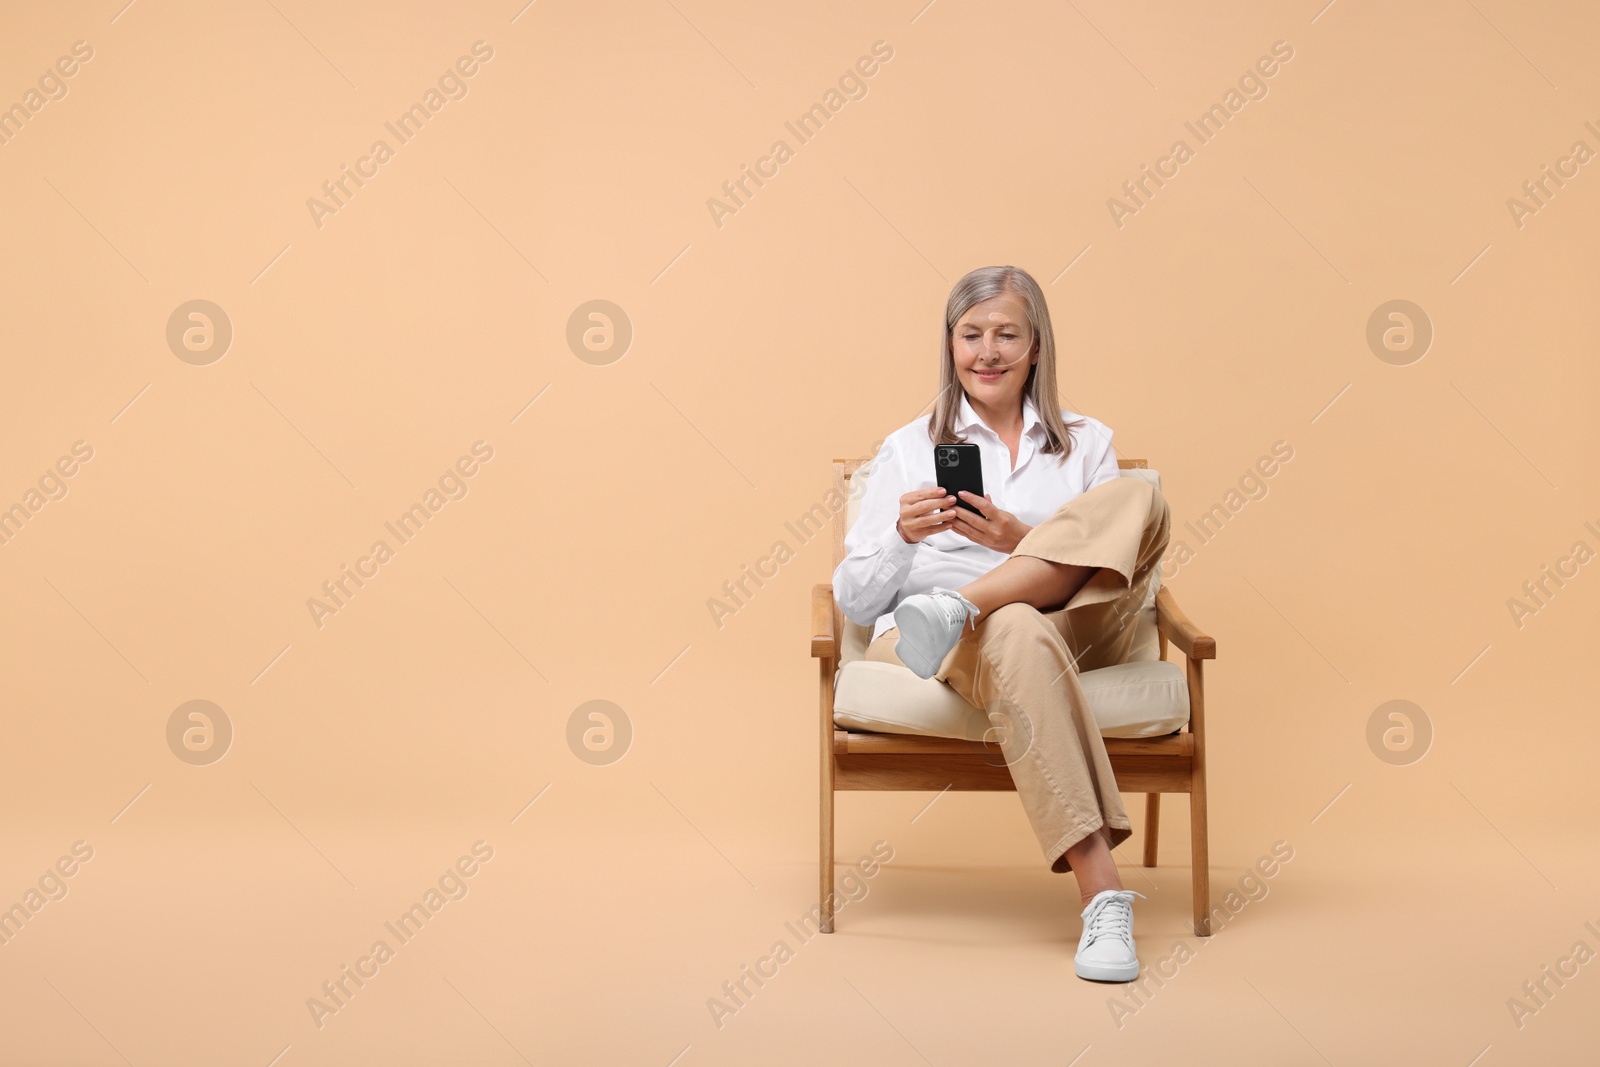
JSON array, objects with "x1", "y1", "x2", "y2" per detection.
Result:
[
  {"x1": 1075, "y1": 956, "x2": 1140, "y2": 982},
  {"x1": 892, "y1": 602, "x2": 945, "y2": 679}
]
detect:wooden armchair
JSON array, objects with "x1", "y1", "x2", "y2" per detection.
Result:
[{"x1": 811, "y1": 457, "x2": 1217, "y2": 936}]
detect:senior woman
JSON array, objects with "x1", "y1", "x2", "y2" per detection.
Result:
[{"x1": 831, "y1": 264, "x2": 1171, "y2": 983}]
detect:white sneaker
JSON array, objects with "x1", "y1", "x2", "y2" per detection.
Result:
[
  {"x1": 892, "y1": 587, "x2": 980, "y2": 679},
  {"x1": 1075, "y1": 889, "x2": 1145, "y2": 982}
]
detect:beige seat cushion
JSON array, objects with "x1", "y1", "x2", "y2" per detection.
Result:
[{"x1": 833, "y1": 657, "x2": 1190, "y2": 740}]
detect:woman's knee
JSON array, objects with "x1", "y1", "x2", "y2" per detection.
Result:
[
  {"x1": 1109, "y1": 477, "x2": 1168, "y2": 547},
  {"x1": 1106, "y1": 473, "x2": 1162, "y2": 506}
]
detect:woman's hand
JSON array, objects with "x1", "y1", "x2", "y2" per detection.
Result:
[
  {"x1": 895, "y1": 488, "x2": 957, "y2": 544},
  {"x1": 949, "y1": 491, "x2": 1033, "y2": 553}
]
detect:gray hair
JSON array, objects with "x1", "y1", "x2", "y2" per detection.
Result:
[{"x1": 928, "y1": 264, "x2": 1085, "y2": 457}]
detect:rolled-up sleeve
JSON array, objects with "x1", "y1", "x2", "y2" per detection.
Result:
[{"x1": 831, "y1": 434, "x2": 919, "y2": 627}]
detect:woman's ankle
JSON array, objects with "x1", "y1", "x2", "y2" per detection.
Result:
[{"x1": 1079, "y1": 884, "x2": 1124, "y2": 908}]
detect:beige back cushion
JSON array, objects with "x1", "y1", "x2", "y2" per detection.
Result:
[{"x1": 838, "y1": 465, "x2": 1163, "y2": 669}]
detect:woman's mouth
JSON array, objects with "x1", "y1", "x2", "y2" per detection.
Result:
[{"x1": 974, "y1": 368, "x2": 1006, "y2": 382}]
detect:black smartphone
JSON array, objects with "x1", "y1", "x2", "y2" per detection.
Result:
[{"x1": 934, "y1": 443, "x2": 984, "y2": 516}]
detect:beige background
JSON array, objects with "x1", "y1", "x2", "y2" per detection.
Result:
[{"x1": 2, "y1": 0, "x2": 1597, "y2": 1063}]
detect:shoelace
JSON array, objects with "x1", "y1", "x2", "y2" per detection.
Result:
[
  {"x1": 1083, "y1": 890, "x2": 1146, "y2": 947},
  {"x1": 934, "y1": 589, "x2": 981, "y2": 632}
]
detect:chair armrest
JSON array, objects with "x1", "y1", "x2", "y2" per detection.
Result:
[
  {"x1": 811, "y1": 584, "x2": 837, "y2": 659},
  {"x1": 1156, "y1": 586, "x2": 1216, "y2": 660}
]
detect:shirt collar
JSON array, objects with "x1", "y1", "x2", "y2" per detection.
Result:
[{"x1": 957, "y1": 391, "x2": 1043, "y2": 440}]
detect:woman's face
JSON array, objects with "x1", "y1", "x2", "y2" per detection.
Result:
[{"x1": 951, "y1": 293, "x2": 1036, "y2": 410}]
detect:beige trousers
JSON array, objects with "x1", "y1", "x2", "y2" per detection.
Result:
[{"x1": 865, "y1": 477, "x2": 1171, "y2": 873}]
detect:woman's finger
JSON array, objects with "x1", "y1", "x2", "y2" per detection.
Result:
[
  {"x1": 957, "y1": 490, "x2": 994, "y2": 517},
  {"x1": 952, "y1": 502, "x2": 986, "y2": 527}
]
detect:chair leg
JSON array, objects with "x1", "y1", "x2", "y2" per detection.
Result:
[
  {"x1": 820, "y1": 784, "x2": 834, "y2": 934},
  {"x1": 1186, "y1": 658, "x2": 1211, "y2": 937},
  {"x1": 1190, "y1": 785, "x2": 1210, "y2": 936},
  {"x1": 1142, "y1": 793, "x2": 1160, "y2": 867},
  {"x1": 820, "y1": 657, "x2": 836, "y2": 933}
]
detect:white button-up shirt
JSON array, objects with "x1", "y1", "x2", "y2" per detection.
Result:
[{"x1": 833, "y1": 393, "x2": 1121, "y2": 644}]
